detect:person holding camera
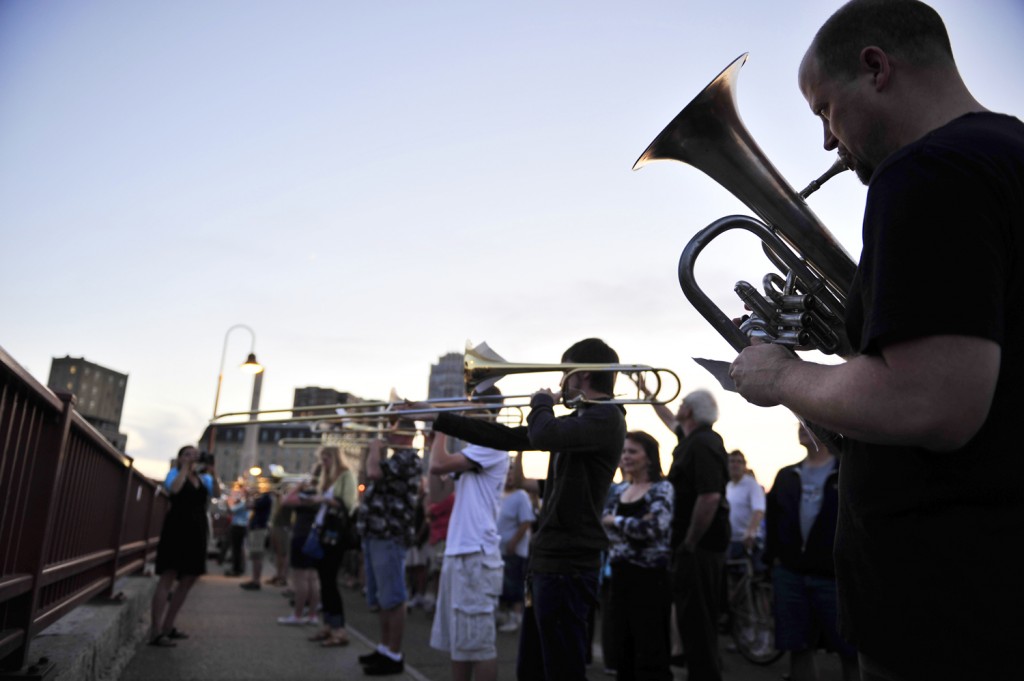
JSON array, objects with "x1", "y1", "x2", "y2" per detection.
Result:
[
  {"x1": 226, "y1": 484, "x2": 249, "y2": 577},
  {"x1": 149, "y1": 445, "x2": 220, "y2": 647},
  {"x1": 277, "y1": 463, "x2": 322, "y2": 627},
  {"x1": 240, "y1": 482, "x2": 273, "y2": 590}
]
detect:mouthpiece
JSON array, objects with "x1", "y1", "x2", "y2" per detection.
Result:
[{"x1": 799, "y1": 157, "x2": 849, "y2": 199}]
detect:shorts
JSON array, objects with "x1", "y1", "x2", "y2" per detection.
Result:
[
  {"x1": 364, "y1": 537, "x2": 407, "y2": 611},
  {"x1": 270, "y1": 526, "x2": 290, "y2": 555},
  {"x1": 427, "y1": 540, "x2": 446, "y2": 574},
  {"x1": 247, "y1": 528, "x2": 269, "y2": 558},
  {"x1": 289, "y1": 532, "x2": 317, "y2": 570},
  {"x1": 501, "y1": 553, "x2": 527, "y2": 605},
  {"x1": 772, "y1": 564, "x2": 856, "y2": 658},
  {"x1": 429, "y1": 550, "x2": 504, "y2": 661},
  {"x1": 406, "y1": 543, "x2": 430, "y2": 568}
]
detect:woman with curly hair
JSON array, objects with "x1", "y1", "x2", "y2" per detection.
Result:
[{"x1": 601, "y1": 431, "x2": 674, "y2": 680}]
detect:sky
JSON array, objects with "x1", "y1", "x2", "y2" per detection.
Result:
[{"x1": 2, "y1": 0, "x2": 1022, "y2": 485}]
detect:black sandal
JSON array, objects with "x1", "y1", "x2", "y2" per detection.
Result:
[
  {"x1": 148, "y1": 634, "x2": 177, "y2": 647},
  {"x1": 167, "y1": 628, "x2": 189, "y2": 640}
]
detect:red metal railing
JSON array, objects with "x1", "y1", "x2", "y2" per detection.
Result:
[{"x1": 0, "y1": 346, "x2": 167, "y2": 672}]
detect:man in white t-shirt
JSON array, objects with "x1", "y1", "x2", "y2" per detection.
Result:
[
  {"x1": 725, "y1": 450, "x2": 766, "y2": 563},
  {"x1": 496, "y1": 464, "x2": 535, "y2": 633},
  {"x1": 424, "y1": 426, "x2": 510, "y2": 681}
]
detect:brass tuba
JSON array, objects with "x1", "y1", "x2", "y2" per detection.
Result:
[{"x1": 633, "y1": 53, "x2": 856, "y2": 356}]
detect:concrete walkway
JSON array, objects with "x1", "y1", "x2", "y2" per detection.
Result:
[
  {"x1": 118, "y1": 573, "x2": 435, "y2": 681},
  {"x1": 108, "y1": 570, "x2": 844, "y2": 681}
]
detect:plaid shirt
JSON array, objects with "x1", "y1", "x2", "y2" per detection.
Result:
[{"x1": 356, "y1": 448, "x2": 422, "y2": 545}]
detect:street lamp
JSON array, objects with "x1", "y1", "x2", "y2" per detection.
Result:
[
  {"x1": 212, "y1": 325, "x2": 263, "y2": 419},
  {"x1": 208, "y1": 325, "x2": 265, "y2": 478}
]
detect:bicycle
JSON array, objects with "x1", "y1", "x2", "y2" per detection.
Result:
[{"x1": 725, "y1": 553, "x2": 784, "y2": 665}]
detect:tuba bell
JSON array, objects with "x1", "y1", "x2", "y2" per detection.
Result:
[{"x1": 634, "y1": 53, "x2": 856, "y2": 356}]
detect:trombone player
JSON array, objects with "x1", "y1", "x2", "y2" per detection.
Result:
[
  {"x1": 728, "y1": 2, "x2": 1024, "y2": 679},
  {"x1": 354, "y1": 419, "x2": 423, "y2": 676},
  {"x1": 401, "y1": 338, "x2": 626, "y2": 681}
]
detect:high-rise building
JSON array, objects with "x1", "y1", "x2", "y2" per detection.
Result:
[
  {"x1": 47, "y1": 356, "x2": 128, "y2": 451},
  {"x1": 426, "y1": 351, "x2": 469, "y2": 471},
  {"x1": 428, "y1": 352, "x2": 463, "y2": 399},
  {"x1": 293, "y1": 387, "x2": 355, "y2": 418}
]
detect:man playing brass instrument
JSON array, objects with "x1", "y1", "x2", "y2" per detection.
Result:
[
  {"x1": 729, "y1": 1, "x2": 1024, "y2": 679},
  {"x1": 403, "y1": 338, "x2": 626, "y2": 681},
  {"x1": 355, "y1": 420, "x2": 422, "y2": 676}
]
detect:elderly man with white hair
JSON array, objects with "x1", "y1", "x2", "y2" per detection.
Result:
[{"x1": 650, "y1": 388, "x2": 731, "y2": 681}]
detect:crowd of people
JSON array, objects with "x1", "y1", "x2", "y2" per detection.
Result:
[
  {"x1": 146, "y1": 383, "x2": 856, "y2": 681},
  {"x1": 147, "y1": 1, "x2": 1022, "y2": 679}
]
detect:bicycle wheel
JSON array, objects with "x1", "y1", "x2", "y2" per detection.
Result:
[{"x1": 730, "y1": 578, "x2": 784, "y2": 665}]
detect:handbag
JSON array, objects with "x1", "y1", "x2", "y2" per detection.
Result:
[
  {"x1": 318, "y1": 473, "x2": 361, "y2": 551},
  {"x1": 301, "y1": 530, "x2": 324, "y2": 560},
  {"x1": 319, "y1": 503, "x2": 359, "y2": 551}
]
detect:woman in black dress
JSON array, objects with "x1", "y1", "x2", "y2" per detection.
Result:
[
  {"x1": 149, "y1": 445, "x2": 221, "y2": 646},
  {"x1": 601, "y1": 431, "x2": 675, "y2": 681}
]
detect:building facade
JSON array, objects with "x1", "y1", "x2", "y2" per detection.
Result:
[
  {"x1": 199, "y1": 422, "x2": 323, "y2": 482},
  {"x1": 428, "y1": 351, "x2": 464, "y2": 399},
  {"x1": 48, "y1": 356, "x2": 128, "y2": 451}
]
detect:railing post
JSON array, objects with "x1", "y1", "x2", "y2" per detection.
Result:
[
  {"x1": 144, "y1": 480, "x2": 158, "y2": 558},
  {"x1": 0, "y1": 392, "x2": 74, "y2": 673},
  {"x1": 151, "y1": 485, "x2": 166, "y2": 557},
  {"x1": 101, "y1": 460, "x2": 134, "y2": 600}
]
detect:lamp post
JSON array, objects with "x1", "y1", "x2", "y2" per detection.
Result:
[{"x1": 209, "y1": 324, "x2": 264, "y2": 480}]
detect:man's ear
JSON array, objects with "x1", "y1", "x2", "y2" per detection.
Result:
[{"x1": 860, "y1": 45, "x2": 892, "y2": 90}]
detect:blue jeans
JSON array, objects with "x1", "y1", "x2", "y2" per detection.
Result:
[
  {"x1": 726, "y1": 540, "x2": 766, "y2": 573},
  {"x1": 771, "y1": 564, "x2": 856, "y2": 659},
  {"x1": 516, "y1": 571, "x2": 598, "y2": 681},
  {"x1": 363, "y1": 537, "x2": 407, "y2": 611},
  {"x1": 501, "y1": 554, "x2": 527, "y2": 605},
  {"x1": 317, "y1": 543, "x2": 346, "y2": 628}
]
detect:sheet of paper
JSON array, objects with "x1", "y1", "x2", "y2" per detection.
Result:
[
  {"x1": 692, "y1": 357, "x2": 737, "y2": 392},
  {"x1": 694, "y1": 356, "x2": 825, "y2": 452}
]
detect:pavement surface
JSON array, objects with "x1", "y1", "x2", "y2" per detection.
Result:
[{"x1": 118, "y1": 570, "x2": 846, "y2": 681}]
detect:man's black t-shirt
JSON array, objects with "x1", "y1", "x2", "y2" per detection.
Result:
[
  {"x1": 666, "y1": 424, "x2": 729, "y2": 553},
  {"x1": 838, "y1": 112, "x2": 1024, "y2": 679}
]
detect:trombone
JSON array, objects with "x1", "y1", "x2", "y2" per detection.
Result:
[
  {"x1": 463, "y1": 341, "x2": 682, "y2": 407},
  {"x1": 211, "y1": 396, "x2": 400, "y2": 425},
  {"x1": 210, "y1": 341, "x2": 680, "y2": 431},
  {"x1": 277, "y1": 434, "x2": 420, "y2": 451},
  {"x1": 212, "y1": 385, "x2": 525, "y2": 427}
]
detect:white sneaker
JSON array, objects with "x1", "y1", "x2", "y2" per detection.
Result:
[
  {"x1": 498, "y1": 613, "x2": 521, "y2": 633},
  {"x1": 302, "y1": 616, "x2": 320, "y2": 626},
  {"x1": 277, "y1": 614, "x2": 303, "y2": 625}
]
